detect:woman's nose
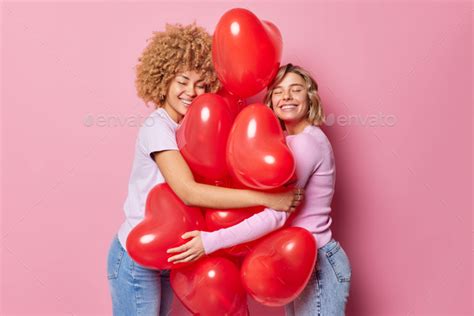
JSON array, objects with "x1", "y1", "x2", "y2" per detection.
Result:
[
  {"x1": 186, "y1": 84, "x2": 197, "y2": 97},
  {"x1": 282, "y1": 90, "x2": 292, "y2": 100}
]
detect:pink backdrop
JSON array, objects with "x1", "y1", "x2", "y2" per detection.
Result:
[{"x1": 1, "y1": 1, "x2": 472, "y2": 315}]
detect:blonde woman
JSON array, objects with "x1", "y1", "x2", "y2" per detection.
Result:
[{"x1": 169, "y1": 63, "x2": 351, "y2": 316}]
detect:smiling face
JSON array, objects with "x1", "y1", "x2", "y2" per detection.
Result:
[
  {"x1": 163, "y1": 70, "x2": 207, "y2": 123},
  {"x1": 271, "y1": 72, "x2": 310, "y2": 125}
]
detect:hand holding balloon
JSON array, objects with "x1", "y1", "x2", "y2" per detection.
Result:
[{"x1": 167, "y1": 231, "x2": 206, "y2": 264}]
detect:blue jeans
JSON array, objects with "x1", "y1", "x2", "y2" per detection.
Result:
[
  {"x1": 285, "y1": 239, "x2": 351, "y2": 316},
  {"x1": 107, "y1": 235, "x2": 174, "y2": 316}
]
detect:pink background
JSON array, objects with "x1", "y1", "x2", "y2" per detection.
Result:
[{"x1": 1, "y1": 1, "x2": 472, "y2": 315}]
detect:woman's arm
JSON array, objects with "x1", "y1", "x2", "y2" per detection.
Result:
[
  {"x1": 167, "y1": 208, "x2": 289, "y2": 264},
  {"x1": 202, "y1": 208, "x2": 289, "y2": 252},
  {"x1": 153, "y1": 150, "x2": 299, "y2": 211}
]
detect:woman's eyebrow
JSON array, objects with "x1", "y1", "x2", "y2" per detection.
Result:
[
  {"x1": 178, "y1": 75, "x2": 204, "y2": 82},
  {"x1": 274, "y1": 83, "x2": 304, "y2": 89}
]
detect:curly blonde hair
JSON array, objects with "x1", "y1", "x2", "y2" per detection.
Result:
[
  {"x1": 135, "y1": 23, "x2": 220, "y2": 108},
  {"x1": 264, "y1": 63, "x2": 325, "y2": 127}
]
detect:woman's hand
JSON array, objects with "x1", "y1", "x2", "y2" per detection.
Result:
[
  {"x1": 167, "y1": 231, "x2": 205, "y2": 264},
  {"x1": 266, "y1": 187, "x2": 304, "y2": 213}
]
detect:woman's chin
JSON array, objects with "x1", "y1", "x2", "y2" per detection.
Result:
[
  {"x1": 278, "y1": 115, "x2": 302, "y2": 125},
  {"x1": 178, "y1": 106, "x2": 189, "y2": 116}
]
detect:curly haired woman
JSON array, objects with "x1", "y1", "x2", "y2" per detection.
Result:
[{"x1": 106, "y1": 24, "x2": 303, "y2": 316}]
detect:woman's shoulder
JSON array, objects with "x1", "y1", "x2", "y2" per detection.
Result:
[
  {"x1": 140, "y1": 108, "x2": 177, "y2": 133},
  {"x1": 144, "y1": 108, "x2": 175, "y2": 125},
  {"x1": 135, "y1": 109, "x2": 178, "y2": 148},
  {"x1": 286, "y1": 126, "x2": 333, "y2": 164},
  {"x1": 292, "y1": 125, "x2": 332, "y2": 148},
  {"x1": 286, "y1": 125, "x2": 334, "y2": 168}
]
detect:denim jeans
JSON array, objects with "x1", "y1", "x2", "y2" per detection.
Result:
[
  {"x1": 107, "y1": 235, "x2": 174, "y2": 316},
  {"x1": 285, "y1": 239, "x2": 351, "y2": 316}
]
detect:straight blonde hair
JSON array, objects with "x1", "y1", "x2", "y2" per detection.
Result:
[{"x1": 264, "y1": 63, "x2": 325, "y2": 127}]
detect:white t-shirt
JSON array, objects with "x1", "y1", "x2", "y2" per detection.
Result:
[{"x1": 117, "y1": 108, "x2": 179, "y2": 250}]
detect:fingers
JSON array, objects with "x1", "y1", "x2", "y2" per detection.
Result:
[
  {"x1": 167, "y1": 241, "x2": 191, "y2": 254},
  {"x1": 294, "y1": 187, "x2": 304, "y2": 199},
  {"x1": 288, "y1": 187, "x2": 304, "y2": 212},
  {"x1": 167, "y1": 231, "x2": 199, "y2": 254},
  {"x1": 167, "y1": 233, "x2": 202, "y2": 263},
  {"x1": 168, "y1": 249, "x2": 193, "y2": 262},
  {"x1": 181, "y1": 230, "x2": 199, "y2": 239},
  {"x1": 168, "y1": 245, "x2": 202, "y2": 264},
  {"x1": 173, "y1": 253, "x2": 199, "y2": 264}
]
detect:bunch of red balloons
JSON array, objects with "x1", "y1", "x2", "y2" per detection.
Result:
[{"x1": 127, "y1": 8, "x2": 317, "y2": 315}]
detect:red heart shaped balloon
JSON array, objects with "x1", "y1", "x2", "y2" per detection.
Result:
[
  {"x1": 176, "y1": 93, "x2": 234, "y2": 184},
  {"x1": 241, "y1": 227, "x2": 317, "y2": 306},
  {"x1": 213, "y1": 8, "x2": 282, "y2": 98},
  {"x1": 171, "y1": 256, "x2": 248, "y2": 316},
  {"x1": 126, "y1": 183, "x2": 205, "y2": 270},
  {"x1": 227, "y1": 103, "x2": 295, "y2": 189}
]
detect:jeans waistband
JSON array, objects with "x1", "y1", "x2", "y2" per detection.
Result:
[{"x1": 319, "y1": 238, "x2": 337, "y2": 253}]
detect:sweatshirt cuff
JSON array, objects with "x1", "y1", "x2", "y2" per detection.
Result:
[{"x1": 201, "y1": 230, "x2": 221, "y2": 255}]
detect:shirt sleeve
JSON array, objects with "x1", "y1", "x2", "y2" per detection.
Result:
[
  {"x1": 201, "y1": 208, "x2": 289, "y2": 254},
  {"x1": 139, "y1": 116, "x2": 179, "y2": 158},
  {"x1": 200, "y1": 132, "x2": 324, "y2": 255}
]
